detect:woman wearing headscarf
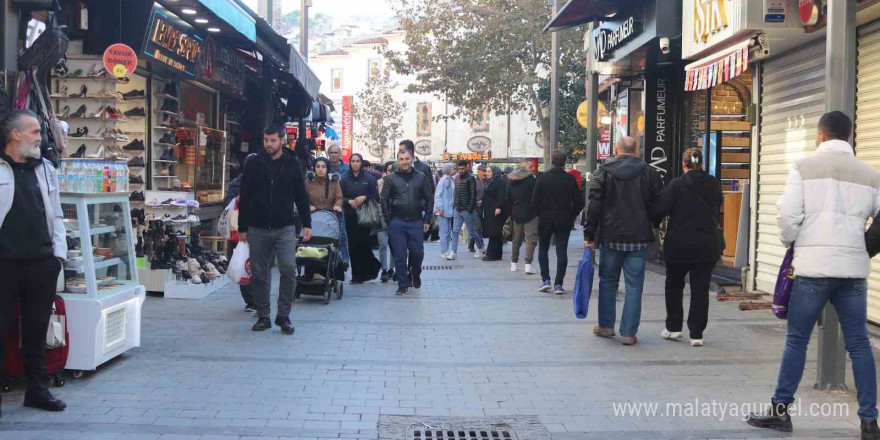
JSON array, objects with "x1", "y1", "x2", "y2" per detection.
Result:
[
  {"x1": 341, "y1": 153, "x2": 382, "y2": 284},
  {"x1": 434, "y1": 163, "x2": 455, "y2": 258},
  {"x1": 305, "y1": 158, "x2": 343, "y2": 213},
  {"x1": 481, "y1": 166, "x2": 508, "y2": 261}
]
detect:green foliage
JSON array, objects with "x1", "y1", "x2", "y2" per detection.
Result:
[{"x1": 354, "y1": 66, "x2": 407, "y2": 160}]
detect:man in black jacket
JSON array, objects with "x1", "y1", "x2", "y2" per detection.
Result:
[
  {"x1": 506, "y1": 158, "x2": 538, "y2": 274},
  {"x1": 584, "y1": 136, "x2": 663, "y2": 346},
  {"x1": 238, "y1": 124, "x2": 312, "y2": 335},
  {"x1": 381, "y1": 149, "x2": 433, "y2": 295},
  {"x1": 449, "y1": 160, "x2": 484, "y2": 259},
  {"x1": 531, "y1": 150, "x2": 585, "y2": 295}
]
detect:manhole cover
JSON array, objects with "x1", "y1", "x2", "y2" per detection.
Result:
[
  {"x1": 411, "y1": 428, "x2": 517, "y2": 439},
  {"x1": 379, "y1": 416, "x2": 550, "y2": 440}
]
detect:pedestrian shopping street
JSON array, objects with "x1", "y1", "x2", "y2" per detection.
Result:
[{"x1": 0, "y1": 229, "x2": 870, "y2": 440}]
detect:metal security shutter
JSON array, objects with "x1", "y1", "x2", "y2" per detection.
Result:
[
  {"x1": 755, "y1": 42, "x2": 826, "y2": 293},
  {"x1": 857, "y1": 21, "x2": 880, "y2": 324}
]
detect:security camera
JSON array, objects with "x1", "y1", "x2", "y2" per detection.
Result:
[{"x1": 659, "y1": 37, "x2": 671, "y2": 55}]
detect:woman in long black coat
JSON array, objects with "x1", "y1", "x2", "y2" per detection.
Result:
[
  {"x1": 481, "y1": 166, "x2": 508, "y2": 261},
  {"x1": 341, "y1": 153, "x2": 382, "y2": 283},
  {"x1": 650, "y1": 148, "x2": 723, "y2": 347}
]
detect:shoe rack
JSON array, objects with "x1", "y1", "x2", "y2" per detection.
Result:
[
  {"x1": 53, "y1": 54, "x2": 148, "y2": 206},
  {"x1": 150, "y1": 77, "x2": 184, "y2": 193}
]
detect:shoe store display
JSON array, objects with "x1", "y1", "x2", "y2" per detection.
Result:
[
  {"x1": 162, "y1": 82, "x2": 178, "y2": 97},
  {"x1": 159, "y1": 133, "x2": 176, "y2": 144},
  {"x1": 69, "y1": 127, "x2": 88, "y2": 138},
  {"x1": 122, "y1": 89, "x2": 145, "y2": 99},
  {"x1": 187, "y1": 214, "x2": 199, "y2": 223},
  {"x1": 123, "y1": 107, "x2": 146, "y2": 117},
  {"x1": 129, "y1": 191, "x2": 145, "y2": 201},
  {"x1": 127, "y1": 156, "x2": 145, "y2": 167},
  {"x1": 69, "y1": 145, "x2": 86, "y2": 158},
  {"x1": 69, "y1": 104, "x2": 87, "y2": 118},
  {"x1": 161, "y1": 99, "x2": 178, "y2": 113},
  {"x1": 129, "y1": 175, "x2": 144, "y2": 184}
]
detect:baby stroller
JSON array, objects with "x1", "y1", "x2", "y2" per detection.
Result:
[{"x1": 294, "y1": 210, "x2": 344, "y2": 304}]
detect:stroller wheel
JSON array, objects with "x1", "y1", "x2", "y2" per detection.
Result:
[
  {"x1": 337, "y1": 282, "x2": 343, "y2": 299},
  {"x1": 323, "y1": 285, "x2": 331, "y2": 304}
]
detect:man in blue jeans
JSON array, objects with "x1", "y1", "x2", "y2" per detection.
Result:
[
  {"x1": 380, "y1": 149, "x2": 433, "y2": 295},
  {"x1": 449, "y1": 160, "x2": 484, "y2": 259},
  {"x1": 584, "y1": 137, "x2": 662, "y2": 346},
  {"x1": 747, "y1": 112, "x2": 880, "y2": 439}
]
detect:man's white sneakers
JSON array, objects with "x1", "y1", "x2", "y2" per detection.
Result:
[
  {"x1": 510, "y1": 262, "x2": 517, "y2": 272},
  {"x1": 660, "y1": 329, "x2": 683, "y2": 340},
  {"x1": 474, "y1": 249, "x2": 484, "y2": 259},
  {"x1": 446, "y1": 252, "x2": 457, "y2": 260},
  {"x1": 691, "y1": 339, "x2": 704, "y2": 347},
  {"x1": 524, "y1": 264, "x2": 536, "y2": 274}
]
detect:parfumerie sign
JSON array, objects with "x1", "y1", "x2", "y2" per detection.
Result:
[{"x1": 594, "y1": 17, "x2": 638, "y2": 61}]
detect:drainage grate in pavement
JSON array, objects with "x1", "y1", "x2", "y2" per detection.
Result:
[
  {"x1": 422, "y1": 265, "x2": 456, "y2": 270},
  {"x1": 412, "y1": 427, "x2": 517, "y2": 440},
  {"x1": 379, "y1": 416, "x2": 551, "y2": 440}
]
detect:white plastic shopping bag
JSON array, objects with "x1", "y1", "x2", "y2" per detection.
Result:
[{"x1": 227, "y1": 242, "x2": 252, "y2": 285}]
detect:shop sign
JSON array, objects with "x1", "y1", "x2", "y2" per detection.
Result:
[
  {"x1": 644, "y1": 67, "x2": 680, "y2": 184},
  {"x1": 685, "y1": 45, "x2": 749, "y2": 91},
  {"x1": 693, "y1": 0, "x2": 729, "y2": 43},
  {"x1": 467, "y1": 135, "x2": 492, "y2": 153},
  {"x1": 441, "y1": 152, "x2": 491, "y2": 161},
  {"x1": 415, "y1": 140, "x2": 432, "y2": 155},
  {"x1": 598, "y1": 128, "x2": 611, "y2": 160},
  {"x1": 199, "y1": 36, "x2": 246, "y2": 94},
  {"x1": 103, "y1": 43, "x2": 137, "y2": 78},
  {"x1": 341, "y1": 96, "x2": 353, "y2": 161},
  {"x1": 798, "y1": 0, "x2": 820, "y2": 26},
  {"x1": 143, "y1": 8, "x2": 202, "y2": 77},
  {"x1": 594, "y1": 17, "x2": 638, "y2": 61}
]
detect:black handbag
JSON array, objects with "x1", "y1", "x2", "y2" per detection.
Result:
[
  {"x1": 866, "y1": 215, "x2": 880, "y2": 258},
  {"x1": 19, "y1": 12, "x2": 68, "y2": 76}
]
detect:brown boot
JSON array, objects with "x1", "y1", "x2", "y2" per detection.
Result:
[
  {"x1": 621, "y1": 336, "x2": 638, "y2": 345},
  {"x1": 592, "y1": 325, "x2": 615, "y2": 338}
]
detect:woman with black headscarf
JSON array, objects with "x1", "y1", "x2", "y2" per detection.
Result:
[
  {"x1": 481, "y1": 166, "x2": 508, "y2": 261},
  {"x1": 305, "y1": 157, "x2": 343, "y2": 213},
  {"x1": 341, "y1": 153, "x2": 382, "y2": 283}
]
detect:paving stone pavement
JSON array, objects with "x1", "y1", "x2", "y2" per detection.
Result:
[{"x1": 0, "y1": 228, "x2": 875, "y2": 440}]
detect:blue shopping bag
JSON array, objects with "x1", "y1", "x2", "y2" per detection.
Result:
[{"x1": 573, "y1": 248, "x2": 594, "y2": 319}]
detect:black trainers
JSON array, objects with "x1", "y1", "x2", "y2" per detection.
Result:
[
  {"x1": 395, "y1": 287, "x2": 408, "y2": 296},
  {"x1": 23, "y1": 385, "x2": 66, "y2": 412},
  {"x1": 252, "y1": 317, "x2": 271, "y2": 331},
  {"x1": 380, "y1": 270, "x2": 389, "y2": 283},
  {"x1": 122, "y1": 139, "x2": 144, "y2": 150},
  {"x1": 244, "y1": 304, "x2": 257, "y2": 313},
  {"x1": 129, "y1": 175, "x2": 144, "y2": 184},
  {"x1": 412, "y1": 272, "x2": 421, "y2": 289},
  {"x1": 122, "y1": 89, "x2": 145, "y2": 99},
  {"x1": 275, "y1": 317, "x2": 295, "y2": 335},
  {"x1": 127, "y1": 156, "x2": 145, "y2": 167},
  {"x1": 129, "y1": 191, "x2": 145, "y2": 201},
  {"x1": 863, "y1": 420, "x2": 880, "y2": 440},
  {"x1": 123, "y1": 107, "x2": 146, "y2": 117},
  {"x1": 746, "y1": 399, "x2": 793, "y2": 433}
]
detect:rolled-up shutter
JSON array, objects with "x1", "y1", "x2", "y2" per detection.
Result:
[
  {"x1": 857, "y1": 21, "x2": 880, "y2": 324},
  {"x1": 755, "y1": 42, "x2": 826, "y2": 293}
]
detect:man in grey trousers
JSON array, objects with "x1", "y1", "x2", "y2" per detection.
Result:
[{"x1": 238, "y1": 124, "x2": 312, "y2": 335}]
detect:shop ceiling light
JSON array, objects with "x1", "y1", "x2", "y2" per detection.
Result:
[
  {"x1": 181, "y1": 8, "x2": 197, "y2": 14},
  {"x1": 195, "y1": 18, "x2": 209, "y2": 23},
  {"x1": 208, "y1": 27, "x2": 221, "y2": 32}
]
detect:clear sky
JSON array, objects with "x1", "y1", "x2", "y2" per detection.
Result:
[{"x1": 241, "y1": 0, "x2": 394, "y2": 20}]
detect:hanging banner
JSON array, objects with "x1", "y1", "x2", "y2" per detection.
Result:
[
  {"x1": 644, "y1": 64, "x2": 680, "y2": 184},
  {"x1": 341, "y1": 96, "x2": 353, "y2": 162},
  {"x1": 598, "y1": 128, "x2": 611, "y2": 160},
  {"x1": 417, "y1": 102, "x2": 432, "y2": 137}
]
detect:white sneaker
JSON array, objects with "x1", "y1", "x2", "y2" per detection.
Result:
[
  {"x1": 474, "y1": 248, "x2": 484, "y2": 258},
  {"x1": 441, "y1": 253, "x2": 450, "y2": 260},
  {"x1": 524, "y1": 264, "x2": 536, "y2": 274},
  {"x1": 691, "y1": 339, "x2": 704, "y2": 347},
  {"x1": 447, "y1": 252, "x2": 456, "y2": 260},
  {"x1": 510, "y1": 262, "x2": 517, "y2": 272},
  {"x1": 661, "y1": 329, "x2": 682, "y2": 340}
]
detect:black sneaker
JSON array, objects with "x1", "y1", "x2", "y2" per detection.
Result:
[
  {"x1": 252, "y1": 317, "x2": 271, "y2": 331},
  {"x1": 746, "y1": 399, "x2": 793, "y2": 433},
  {"x1": 161, "y1": 99, "x2": 178, "y2": 113},
  {"x1": 275, "y1": 317, "x2": 295, "y2": 335},
  {"x1": 380, "y1": 270, "x2": 389, "y2": 283},
  {"x1": 122, "y1": 139, "x2": 144, "y2": 150},
  {"x1": 23, "y1": 385, "x2": 66, "y2": 412},
  {"x1": 163, "y1": 82, "x2": 177, "y2": 97},
  {"x1": 129, "y1": 175, "x2": 144, "y2": 184},
  {"x1": 123, "y1": 107, "x2": 146, "y2": 117},
  {"x1": 129, "y1": 191, "x2": 145, "y2": 201},
  {"x1": 121, "y1": 89, "x2": 145, "y2": 99},
  {"x1": 395, "y1": 287, "x2": 408, "y2": 296},
  {"x1": 863, "y1": 420, "x2": 880, "y2": 440},
  {"x1": 159, "y1": 133, "x2": 176, "y2": 144},
  {"x1": 244, "y1": 304, "x2": 257, "y2": 313},
  {"x1": 127, "y1": 156, "x2": 145, "y2": 167},
  {"x1": 412, "y1": 272, "x2": 421, "y2": 289}
]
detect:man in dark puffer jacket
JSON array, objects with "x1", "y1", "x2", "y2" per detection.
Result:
[{"x1": 448, "y1": 160, "x2": 484, "y2": 259}]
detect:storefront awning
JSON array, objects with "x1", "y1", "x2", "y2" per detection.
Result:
[
  {"x1": 290, "y1": 47, "x2": 321, "y2": 100},
  {"x1": 195, "y1": 0, "x2": 256, "y2": 42},
  {"x1": 543, "y1": 0, "x2": 619, "y2": 32},
  {"x1": 684, "y1": 38, "x2": 752, "y2": 92}
]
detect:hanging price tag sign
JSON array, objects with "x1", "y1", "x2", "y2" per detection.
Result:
[{"x1": 103, "y1": 43, "x2": 137, "y2": 78}]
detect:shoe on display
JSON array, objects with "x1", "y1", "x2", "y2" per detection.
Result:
[
  {"x1": 129, "y1": 175, "x2": 144, "y2": 184},
  {"x1": 187, "y1": 214, "x2": 199, "y2": 223},
  {"x1": 160, "y1": 198, "x2": 174, "y2": 205},
  {"x1": 127, "y1": 156, "x2": 145, "y2": 167},
  {"x1": 69, "y1": 144, "x2": 86, "y2": 158},
  {"x1": 161, "y1": 99, "x2": 178, "y2": 113},
  {"x1": 171, "y1": 199, "x2": 187, "y2": 206},
  {"x1": 69, "y1": 126, "x2": 88, "y2": 138},
  {"x1": 158, "y1": 166, "x2": 169, "y2": 177},
  {"x1": 121, "y1": 89, "x2": 145, "y2": 99},
  {"x1": 122, "y1": 139, "x2": 144, "y2": 150},
  {"x1": 186, "y1": 200, "x2": 199, "y2": 208},
  {"x1": 162, "y1": 82, "x2": 178, "y2": 97},
  {"x1": 129, "y1": 191, "x2": 145, "y2": 201},
  {"x1": 69, "y1": 104, "x2": 87, "y2": 118},
  {"x1": 145, "y1": 199, "x2": 162, "y2": 207},
  {"x1": 123, "y1": 107, "x2": 146, "y2": 117},
  {"x1": 170, "y1": 215, "x2": 187, "y2": 223},
  {"x1": 159, "y1": 133, "x2": 176, "y2": 144},
  {"x1": 69, "y1": 84, "x2": 87, "y2": 98}
]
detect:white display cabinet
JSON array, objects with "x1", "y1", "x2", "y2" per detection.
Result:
[{"x1": 59, "y1": 193, "x2": 145, "y2": 372}]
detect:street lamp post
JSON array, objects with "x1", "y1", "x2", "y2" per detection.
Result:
[{"x1": 300, "y1": 0, "x2": 311, "y2": 61}]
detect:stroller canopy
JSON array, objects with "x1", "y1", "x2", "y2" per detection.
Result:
[{"x1": 310, "y1": 210, "x2": 340, "y2": 241}]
